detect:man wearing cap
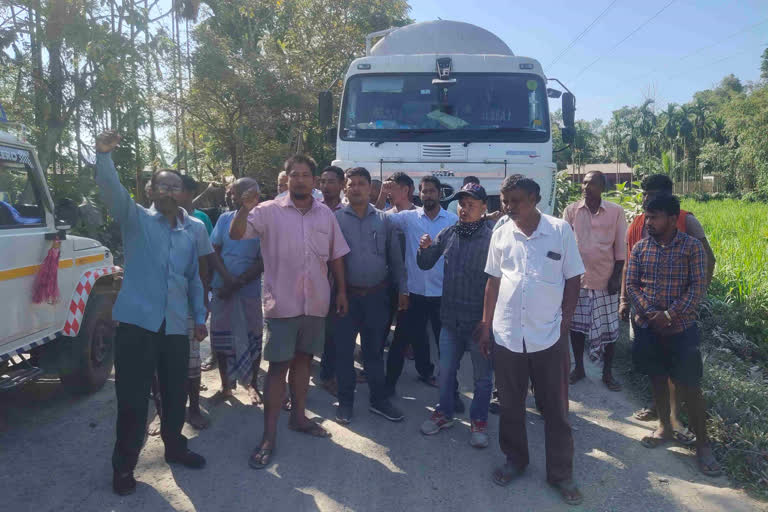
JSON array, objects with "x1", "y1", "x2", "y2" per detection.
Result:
[{"x1": 417, "y1": 183, "x2": 494, "y2": 448}]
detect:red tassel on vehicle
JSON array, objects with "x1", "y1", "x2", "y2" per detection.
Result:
[{"x1": 32, "y1": 239, "x2": 61, "y2": 304}]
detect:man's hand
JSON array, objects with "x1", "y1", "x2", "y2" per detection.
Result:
[
  {"x1": 619, "y1": 300, "x2": 630, "y2": 322},
  {"x1": 419, "y1": 234, "x2": 432, "y2": 249},
  {"x1": 473, "y1": 321, "x2": 492, "y2": 359},
  {"x1": 380, "y1": 181, "x2": 395, "y2": 199},
  {"x1": 397, "y1": 293, "x2": 409, "y2": 311},
  {"x1": 336, "y1": 292, "x2": 349, "y2": 317},
  {"x1": 95, "y1": 130, "x2": 121, "y2": 153},
  {"x1": 483, "y1": 210, "x2": 504, "y2": 222},
  {"x1": 607, "y1": 274, "x2": 621, "y2": 295},
  {"x1": 647, "y1": 311, "x2": 670, "y2": 331},
  {"x1": 240, "y1": 187, "x2": 260, "y2": 211},
  {"x1": 194, "y1": 324, "x2": 208, "y2": 342}
]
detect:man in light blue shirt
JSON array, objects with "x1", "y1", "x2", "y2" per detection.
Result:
[
  {"x1": 384, "y1": 176, "x2": 458, "y2": 395},
  {"x1": 93, "y1": 131, "x2": 208, "y2": 496}
]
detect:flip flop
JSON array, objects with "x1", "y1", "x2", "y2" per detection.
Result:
[
  {"x1": 697, "y1": 451, "x2": 722, "y2": 477},
  {"x1": 248, "y1": 446, "x2": 274, "y2": 470},
  {"x1": 634, "y1": 408, "x2": 658, "y2": 421},
  {"x1": 548, "y1": 479, "x2": 584, "y2": 506},
  {"x1": 640, "y1": 435, "x2": 669, "y2": 448},
  {"x1": 673, "y1": 429, "x2": 697, "y2": 446},
  {"x1": 289, "y1": 419, "x2": 332, "y2": 438},
  {"x1": 602, "y1": 375, "x2": 622, "y2": 392},
  {"x1": 492, "y1": 463, "x2": 525, "y2": 487}
]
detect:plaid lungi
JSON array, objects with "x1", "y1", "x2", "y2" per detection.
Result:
[
  {"x1": 571, "y1": 288, "x2": 619, "y2": 361},
  {"x1": 188, "y1": 317, "x2": 201, "y2": 379},
  {"x1": 210, "y1": 293, "x2": 263, "y2": 387}
]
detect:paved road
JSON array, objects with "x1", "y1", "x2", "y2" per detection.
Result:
[{"x1": 1, "y1": 337, "x2": 765, "y2": 512}]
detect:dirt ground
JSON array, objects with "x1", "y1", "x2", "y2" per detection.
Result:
[{"x1": 1, "y1": 337, "x2": 766, "y2": 512}]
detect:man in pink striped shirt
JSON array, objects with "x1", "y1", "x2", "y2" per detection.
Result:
[{"x1": 230, "y1": 154, "x2": 350, "y2": 470}]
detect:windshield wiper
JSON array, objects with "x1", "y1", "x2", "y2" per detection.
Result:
[{"x1": 372, "y1": 140, "x2": 386, "y2": 147}]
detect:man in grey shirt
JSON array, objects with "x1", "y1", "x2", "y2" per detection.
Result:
[{"x1": 333, "y1": 167, "x2": 409, "y2": 425}]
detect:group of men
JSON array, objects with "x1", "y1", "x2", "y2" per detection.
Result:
[{"x1": 94, "y1": 129, "x2": 721, "y2": 505}]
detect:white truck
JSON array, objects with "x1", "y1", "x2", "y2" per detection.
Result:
[
  {"x1": 318, "y1": 20, "x2": 576, "y2": 212},
  {"x1": 0, "y1": 123, "x2": 121, "y2": 393}
]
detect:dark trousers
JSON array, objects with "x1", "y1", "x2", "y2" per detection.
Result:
[
  {"x1": 386, "y1": 294, "x2": 441, "y2": 388},
  {"x1": 335, "y1": 289, "x2": 390, "y2": 406},
  {"x1": 319, "y1": 313, "x2": 337, "y2": 381},
  {"x1": 494, "y1": 336, "x2": 573, "y2": 483},
  {"x1": 112, "y1": 322, "x2": 189, "y2": 473}
]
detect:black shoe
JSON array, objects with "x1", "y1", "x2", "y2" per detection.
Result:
[
  {"x1": 369, "y1": 400, "x2": 404, "y2": 422},
  {"x1": 165, "y1": 449, "x2": 206, "y2": 469},
  {"x1": 336, "y1": 403, "x2": 353, "y2": 425},
  {"x1": 454, "y1": 393, "x2": 465, "y2": 415},
  {"x1": 113, "y1": 471, "x2": 136, "y2": 496},
  {"x1": 384, "y1": 384, "x2": 396, "y2": 399},
  {"x1": 489, "y1": 398, "x2": 500, "y2": 415}
]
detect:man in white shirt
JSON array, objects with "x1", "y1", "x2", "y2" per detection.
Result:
[{"x1": 475, "y1": 175, "x2": 584, "y2": 506}]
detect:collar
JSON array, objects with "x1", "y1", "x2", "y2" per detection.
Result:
[
  {"x1": 576, "y1": 198, "x2": 604, "y2": 213},
  {"x1": 650, "y1": 229, "x2": 683, "y2": 248},
  {"x1": 342, "y1": 203, "x2": 376, "y2": 218},
  {"x1": 276, "y1": 193, "x2": 322, "y2": 211},
  {"x1": 417, "y1": 206, "x2": 447, "y2": 220},
  {"x1": 149, "y1": 204, "x2": 190, "y2": 230},
  {"x1": 511, "y1": 210, "x2": 552, "y2": 239}
]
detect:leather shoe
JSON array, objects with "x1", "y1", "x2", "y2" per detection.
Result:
[
  {"x1": 113, "y1": 471, "x2": 136, "y2": 496},
  {"x1": 165, "y1": 449, "x2": 206, "y2": 469}
]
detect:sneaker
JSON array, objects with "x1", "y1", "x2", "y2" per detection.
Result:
[
  {"x1": 420, "y1": 411, "x2": 454, "y2": 435},
  {"x1": 454, "y1": 393, "x2": 465, "y2": 415},
  {"x1": 336, "y1": 403, "x2": 353, "y2": 425},
  {"x1": 165, "y1": 449, "x2": 206, "y2": 469},
  {"x1": 470, "y1": 420, "x2": 489, "y2": 448},
  {"x1": 112, "y1": 471, "x2": 136, "y2": 496},
  {"x1": 369, "y1": 400, "x2": 404, "y2": 422}
]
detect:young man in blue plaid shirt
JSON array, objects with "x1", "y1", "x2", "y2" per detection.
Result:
[
  {"x1": 626, "y1": 194, "x2": 721, "y2": 477},
  {"x1": 416, "y1": 183, "x2": 494, "y2": 448}
]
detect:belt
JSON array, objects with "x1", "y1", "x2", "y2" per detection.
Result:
[{"x1": 347, "y1": 279, "x2": 389, "y2": 296}]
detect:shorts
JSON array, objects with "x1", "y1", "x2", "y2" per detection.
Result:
[
  {"x1": 263, "y1": 316, "x2": 326, "y2": 362},
  {"x1": 632, "y1": 324, "x2": 703, "y2": 387}
]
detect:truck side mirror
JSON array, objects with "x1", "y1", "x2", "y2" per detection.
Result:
[
  {"x1": 325, "y1": 127, "x2": 336, "y2": 147},
  {"x1": 562, "y1": 92, "x2": 575, "y2": 129},
  {"x1": 318, "y1": 91, "x2": 333, "y2": 127}
]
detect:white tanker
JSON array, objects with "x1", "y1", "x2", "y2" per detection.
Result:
[{"x1": 318, "y1": 20, "x2": 576, "y2": 212}]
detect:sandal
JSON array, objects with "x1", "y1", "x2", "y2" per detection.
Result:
[
  {"x1": 289, "y1": 419, "x2": 332, "y2": 438},
  {"x1": 492, "y1": 463, "x2": 525, "y2": 487},
  {"x1": 248, "y1": 446, "x2": 274, "y2": 469},
  {"x1": 634, "y1": 407, "x2": 658, "y2": 421},
  {"x1": 548, "y1": 479, "x2": 584, "y2": 506},
  {"x1": 640, "y1": 435, "x2": 669, "y2": 449},
  {"x1": 697, "y1": 451, "x2": 722, "y2": 477},
  {"x1": 673, "y1": 428, "x2": 697, "y2": 446},
  {"x1": 602, "y1": 375, "x2": 622, "y2": 392}
]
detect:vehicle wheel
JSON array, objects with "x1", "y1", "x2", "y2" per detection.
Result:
[{"x1": 59, "y1": 293, "x2": 117, "y2": 394}]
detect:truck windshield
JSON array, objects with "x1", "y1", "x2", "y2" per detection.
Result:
[{"x1": 340, "y1": 73, "x2": 549, "y2": 143}]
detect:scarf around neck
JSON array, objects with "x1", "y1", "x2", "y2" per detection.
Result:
[{"x1": 455, "y1": 219, "x2": 485, "y2": 239}]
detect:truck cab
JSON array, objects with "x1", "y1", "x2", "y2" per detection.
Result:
[
  {"x1": 320, "y1": 20, "x2": 575, "y2": 212},
  {"x1": 0, "y1": 123, "x2": 121, "y2": 393}
]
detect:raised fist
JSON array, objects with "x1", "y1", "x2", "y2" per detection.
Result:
[{"x1": 95, "y1": 131, "x2": 121, "y2": 153}]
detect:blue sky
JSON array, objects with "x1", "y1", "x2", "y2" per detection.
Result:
[{"x1": 409, "y1": 0, "x2": 768, "y2": 123}]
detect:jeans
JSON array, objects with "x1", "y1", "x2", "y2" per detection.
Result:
[
  {"x1": 112, "y1": 322, "x2": 188, "y2": 473},
  {"x1": 436, "y1": 323, "x2": 493, "y2": 421},
  {"x1": 334, "y1": 288, "x2": 390, "y2": 406},
  {"x1": 386, "y1": 294, "x2": 441, "y2": 389}
]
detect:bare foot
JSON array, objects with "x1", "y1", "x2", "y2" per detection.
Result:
[
  {"x1": 248, "y1": 386, "x2": 263, "y2": 405},
  {"x1": 147, "y1": 413, "x2": 161, "y2": 436},
  {"x1": 186, "y1": 408, "x2": 211, "y2": 430},
  {"x1": 569, "y1": 368, "x2": 586, "y2": 384}
]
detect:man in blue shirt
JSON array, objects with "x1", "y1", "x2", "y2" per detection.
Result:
[
  {"x1": 93, "y1": 131, "x2": 208, "y2": 496},
  {"x1": 384, "y1": 176, "x2": 458, "y2": 397}
]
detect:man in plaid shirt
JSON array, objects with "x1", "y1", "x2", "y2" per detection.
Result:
[{"x1": 626, "y1": 194, "x2": 721, "y2": 477}]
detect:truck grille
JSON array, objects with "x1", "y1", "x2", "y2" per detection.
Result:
[{"x1": 419, "y1": 144, "x2": 467, "y2": 161}]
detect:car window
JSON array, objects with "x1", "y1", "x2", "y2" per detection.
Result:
[{"x1": 0, "y1": 160, "x2": 45, "y2": 228}]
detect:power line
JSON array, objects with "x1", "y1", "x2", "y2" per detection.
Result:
[
  {"x1": 547, "y1": 0, "x2": 621, "y2": 69},
  {"x1": 570, "y1": 0, "x2": 677, "y2": 82},
  {"x1": 667, "y1": 44, "x2": 768, "y2": 80}
]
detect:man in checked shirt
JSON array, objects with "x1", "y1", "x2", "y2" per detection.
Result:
[{"x1": 626, "y1": 195, "x2": 721, "y2": 477}]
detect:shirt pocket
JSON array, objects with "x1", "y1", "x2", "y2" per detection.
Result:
[
  {"x1": 310, "y1": 226, "x2": 330, "y2": 260},
  {"x1": 371, "y1": 225, "x2": 386, "y2": 255},
  {"x1": 532, "y1": 246, "x2": 564, "y2": 285}
]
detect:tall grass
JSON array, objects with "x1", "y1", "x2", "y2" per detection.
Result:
[{"x1": 681, "y1": 199, "x2": 768, "y2": 342}]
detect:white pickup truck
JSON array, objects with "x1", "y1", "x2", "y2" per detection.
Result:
[{"x1": 0, "y1": 123, "x2": 122, "y2": 393}]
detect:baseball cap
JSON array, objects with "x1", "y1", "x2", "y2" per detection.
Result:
[{"x1": 453, "y1": 182, "x2": 487, "y2": 202}]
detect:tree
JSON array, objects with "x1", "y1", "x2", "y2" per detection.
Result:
[{"x1": 761, "y1": 48, "x2": 768, "y2": 82}]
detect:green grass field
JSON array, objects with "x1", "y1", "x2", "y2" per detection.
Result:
[{"x1": 681, "y1": 199, "x2": 768, "y2": 335}]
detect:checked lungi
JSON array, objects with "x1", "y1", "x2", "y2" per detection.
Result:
[
  {"x1": 210, "y1": 293, "x2": 263, "y2": 387},
  {"x1": 571, "y1": 288, "x2": 619, "y2": 361}
]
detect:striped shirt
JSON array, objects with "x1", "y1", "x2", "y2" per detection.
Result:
[
  {"x1": 417, "y1": 222, "x2": 493, "y2": 326},
  {"x1": 625, "y1": 231, "x2": 706, "y2": 332}
]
